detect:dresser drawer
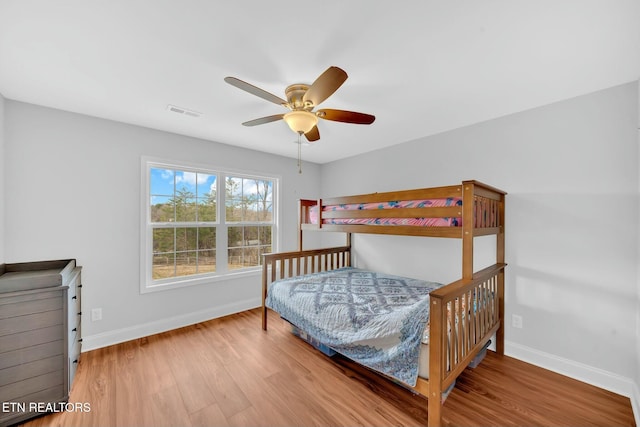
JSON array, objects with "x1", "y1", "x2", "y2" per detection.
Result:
[
  {"x1": 68, "y1": 338, "x2": 81, "y2": 386},
  {"x1": 0, "y1": 386, "x2": 67, "y2": 427},
  {"x1": 0, "y1": 290, "x2": 63, "y2": 319},
  {"x1": 0, "y1": 340, "x2": 64, "y2": 370},
  {"x1": 0, "y1": 354, "x2": 63, "y2": 385},
  {"x1": 69, "y1": 335, "x2": 81, "y2": 360},
  {"x1": 69, "y1": 325, "x2": 78, "y2": 347},
  {"x1": 67, "y1": 272, "x2": 80, "y2": 302},
  {"x1": 0, "y1": 369, "x2": 64, "y2": 402},
  {"x1": 68, "y1": 301, "x2": 81, "y2": 333},
  {"x1": 0, "y1": 325, "x2": 62, "y2": 355},
  {"x1": 68, "y1": 326, "x2": 81, "y2": 356},
  {"x1": 0, "y1": 309, "x2": 64, "y2": 337},
  {"x1": 67, "y1": 269, "x2": 82, "y2": 342}
]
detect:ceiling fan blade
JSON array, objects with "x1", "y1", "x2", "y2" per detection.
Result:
[
  {"x1": 224, "y1": 76, "x2": 288, "y2": 106},
  {"x1": 242, "y1": 114, "x2": 284, "y2": 126},
  {"x1": 302, "y1": 66, "x2": 348, "y2": 107},
  {"x1": 305, "y1": 126, "x2": 320, "y2": 142},
  {"x1": 316, "y1": 109, "x2": 376, "y2": 125}
]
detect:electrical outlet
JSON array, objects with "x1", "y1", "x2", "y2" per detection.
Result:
[
  {"x1": 511, "y1": 314, "x2": 523, "y2": 329},
  {"x1": 91, "y1": 308, "x2": 103, "y2": 322}
]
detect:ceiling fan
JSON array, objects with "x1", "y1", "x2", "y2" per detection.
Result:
[{"x1": 224, "y1": 66, "x2": 375, "y2": 143}]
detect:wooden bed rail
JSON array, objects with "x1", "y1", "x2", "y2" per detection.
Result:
[
  {"x1": 261, "y1": 246, "x2": 351, "y2": 330},
  {"x1": 425, "y1": 262, "x2": 506, "y2": 426}
]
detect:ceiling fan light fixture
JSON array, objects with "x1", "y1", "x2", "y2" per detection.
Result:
[{"x1": 283, "y1": 110, "x2": 318, "y2": 134}]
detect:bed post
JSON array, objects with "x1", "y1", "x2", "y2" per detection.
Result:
[
  {"x1": 262, "y1": 259, "x2": 268, "y2": 331},
  {"x1": 461, "y1": 181, "x2": 475, "y2": 280},
  {"x1": 298, "y1": 198, "x2": 322, "y2": 250},
  {"x1": 298, "y1": 199, "x2": 305, "y2": 250},
  {"x1": 428, "y1": 294, "x2": 444, "y2": 427},
  {"x1": 496, "y1": 191, "x2": 506, "y2": 354}
]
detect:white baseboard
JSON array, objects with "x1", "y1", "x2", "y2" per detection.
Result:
[
  {"x1": 81, "y1": 297, "x2": 261, "y2": 352},
  {"x1": 505, "y1": 340, "x2": 634, "y2": 398}
]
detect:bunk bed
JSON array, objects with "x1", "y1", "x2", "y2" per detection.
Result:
[{"x1": 261, "y1": 180, "x2": 506, "y2": 427}]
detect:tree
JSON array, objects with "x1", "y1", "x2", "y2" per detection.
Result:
[{"x1": 253, "y1": 179, "x2": 272, "y2": 222}]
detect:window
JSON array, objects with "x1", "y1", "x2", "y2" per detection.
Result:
[
  {"x1": 141, "y1": 159, "x2": 278, "y2": 293},
  {"x1": 225, "y1": 176, "x2": 273, "y2": 271}
]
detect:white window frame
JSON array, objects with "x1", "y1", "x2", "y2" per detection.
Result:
[{"x1": 140, "y1": 157, "x2": 280, "y2": 294}]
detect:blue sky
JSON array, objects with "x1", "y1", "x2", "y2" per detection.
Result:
[
  {"x1": 150, "y1": 167, "x2": 273, "y2": 205},
  {"x1": 150, "y1": 168, "x2": 217, "y2": 203}
]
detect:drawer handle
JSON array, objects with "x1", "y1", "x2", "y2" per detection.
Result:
[
  {"x1": 79, "y1": 285, "x2": 83, "y2": 288},
  {"x1": 72, "y1": 296, "x2": 77, "y2": 300},
  {"x1": 79, "y1": 338, "x2": 83, "y2": 342},
  {"x1": 72, "y1": 327, "x2": 77, "y2": 332},
  {"x1": 78, "y1": 312, "x2": 82, "y2": 315},
  {"x1": 73, "y1": 359, "x2": 78, "y2": 364}
]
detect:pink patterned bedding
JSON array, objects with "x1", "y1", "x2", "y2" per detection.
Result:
[{"x1": 309, "y1": 198, "x2": 463, "y2": 227}]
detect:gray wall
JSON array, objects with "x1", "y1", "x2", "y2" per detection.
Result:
[
  {"x1": 320, "y1": 81, "x2": 639, "y2": 396},
  {"x1": 636, "y1": 82, "x2": 640, "y2": 415},
  {"x1": 3, "y1": 100, "x2": 321, "y2": 349},
  {"x1": 0, "y1": 92, "x2": 4, "y2": 264}
]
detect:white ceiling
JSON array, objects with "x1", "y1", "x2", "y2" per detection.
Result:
[{"x1": 1, "y1": 1, "x2": 639, "y2": 164}]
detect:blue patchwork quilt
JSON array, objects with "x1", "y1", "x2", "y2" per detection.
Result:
[{"x1": 265, "y1": 267, "x2": 443, "y2": 386}]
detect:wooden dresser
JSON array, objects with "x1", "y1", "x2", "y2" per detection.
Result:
[{"x1": 0, "y1": 259, "x2": 82, "y2": 427}]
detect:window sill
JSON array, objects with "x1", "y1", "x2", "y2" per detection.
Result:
[{"x1": 141, "y1": 268, "x2": 261, "y2": 294}]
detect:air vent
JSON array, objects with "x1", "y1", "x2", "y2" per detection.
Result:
[{"x1": 167, "y1": 104, "x2": 202, "y2": 118}]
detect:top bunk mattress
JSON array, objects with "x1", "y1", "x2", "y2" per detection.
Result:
[{"x1": 309, "y1": 198, "x2": 463, "y2": 227}]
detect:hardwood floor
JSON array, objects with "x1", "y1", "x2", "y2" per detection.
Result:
[{"x1": 20, "y1": 308, "x2": 635, "y2": 427}]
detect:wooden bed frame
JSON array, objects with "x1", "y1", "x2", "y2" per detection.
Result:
[{"x1": 261, "y1": 180, "x2": 506, "y2": 427}]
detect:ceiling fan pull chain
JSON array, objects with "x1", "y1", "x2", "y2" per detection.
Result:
[{"x1": 297, "y1": 133, "x2": 302, "y2": 174}]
